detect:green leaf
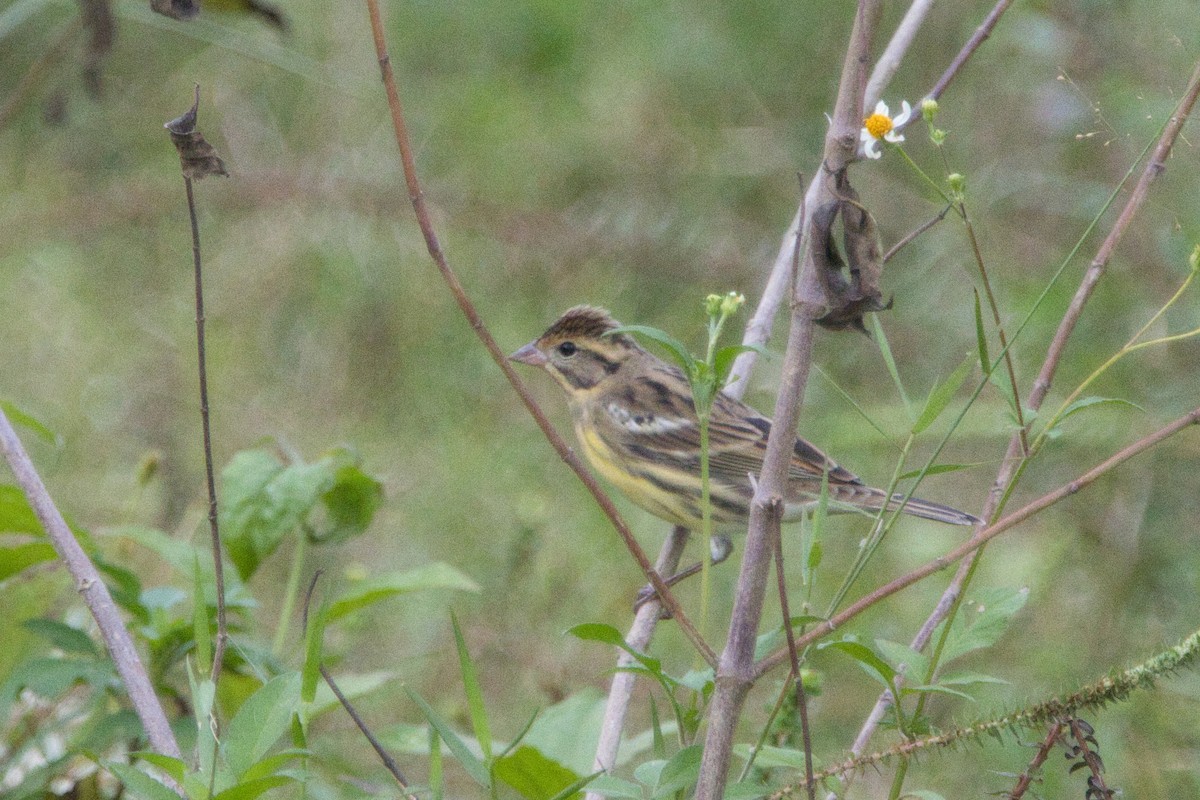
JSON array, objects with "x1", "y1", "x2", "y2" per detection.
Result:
[
  {"x1": 212, "y1": 775, "x2": 296, "y2": 800},
  {"x1": 220, "y1": 449, "x2": 337, "y2": 580},
  {"x1": 1046, "y1": 396, "x2": 1144, "y2": 439},
  {"x1": 21, "y1": 619, "x2": 98, "y2": 656},
  {"x1": 712, "y1": 343, "x2": 766, "y2": 387},
  {"x1": 896, "y1": 462, "x2": 980, "y2": 480},
  {"x1": 568, "y1": 623, "x2": 662, "y2": 675},
  {"x1": 0, "y1": 542, "x2": 57, "y2": 580},
  {"x1": 224, "y1": 672, "x2": 301, "y2": 778},
  {"x1": 870, "y1": 315, "x2": 911, "y2": 416},
  {"x1": 1, "y1": 400, "x2": 58, "y2": 444},
  {"x1": 938, "y1": 587, "x2": 1029, "y2": 663},
  {"x1": 108, "y1": 526, "x2": 251, "y2": 610},
  {"x1": 652, "y1": 745, "x2": 702, "y2": 798},
  {"x1": 104, "y1": 763, "x2": 181, "y2": 800},
  {"x1": 936, "y1": 670, "x2": 1009, "y2": 687},
  {"x1": 327, "y1": 562, "x2": 479, "y2": 621},
  {"x1": 900, "y1": 790, "x2": 947, "y2": 800},
  {"x1": 912, "y1": 356, "x2": 974, "y2": 435},
  {"x1": 902, "y1": 683, "x2": 976, "y2": 702},
  {"x1": 874, "y1": 639, "x2": 929, "y2": 684},
  {"x1": 451, "y1": 611, "x2": 492, "y2": 759},
  {"x1": 493, "y1": 745, "x2": 580, "y2": 800},
  {"x1": 239, "y1": 750, "x2": 307, "y2": 782},
  {"x1": 584, "y1": 774, "x2": 642, "y2": 799},
  {"x1": 125, "y1": 753, "x2": 188, "y2": 785},
  {"x1": 609, "y1": 325, "x2": 696, "y2": 374},
  {"x1": 309, "y1": 454, "x2": 384, "y2": 544},
  {"x1": 972, "y1": 289, "x2": 990, "y2": 373},
  {"x1": 548, "y1": 770, "x2": 605, "y2": 800},
  {"x1": 301, "y1": 594, "x2": 328, "y2": 704},
  {"x1": 406, "y1": 686, "x2": 490, "y2": 787},
  {"x1": 0, "y1": 484, "x2": 46, "y2": 536},
  {"x1": 724, "y1": 782, "x2": 771, "y2": 800},
  {"x1": 732, "y1": 743, "x2": 808, "y2": 769},
  {"x1": 819, "y1": 639, "x2": 896, "y2": 687},
  {"x1": 522, "y1": 690, "x2": 606, "y2": 775}
]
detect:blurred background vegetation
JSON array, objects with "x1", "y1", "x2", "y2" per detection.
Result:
[{"x1": 2, "y1": 0, "x2": 1199, "y2": 795}]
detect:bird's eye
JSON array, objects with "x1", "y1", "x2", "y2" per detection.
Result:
[{"x1": 557, "y1": 341, "x2": 578, "y2": 357}]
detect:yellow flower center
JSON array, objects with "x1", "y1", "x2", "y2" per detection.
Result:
[{"x1": 863, "y1": 113, "x2": 893, "y2": 139}]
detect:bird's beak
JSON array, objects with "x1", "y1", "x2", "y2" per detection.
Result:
[{"x1": 509, "y1": 342, "x2": 548, "y2": 366}]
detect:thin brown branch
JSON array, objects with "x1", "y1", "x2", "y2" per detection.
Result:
[
  {"x1": 1008, "y1": 720, "x2": 1065, "y2": 800},
  {"x1": 881, "y1": 205, "x2": 950, "y2": 264},
  {"x1": 184, "y1": 172, "x2": 228, "y2": 686},
  {"x1": 1028, "y1": 59, "x2": 1200, "y2": 414},
  {"x1": 755, "y1": 406, "x2": 1200, "y2": 678},
  {"x1": 0, "y1": 411, "x2": 184, "y2": 770},
  {"x1": 321, "y1": 666, "x2": 417, "y2": 797},
  {"x1": 772, "y1": 511, "x2": 813, "y2": 800},
  {"x1": 361, "y1": 0, "x2": 715, "y2": 667},
  {"x1": 927, "y1": 0, "x2": 1015, "y2": 102}
]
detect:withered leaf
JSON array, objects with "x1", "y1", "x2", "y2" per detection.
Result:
[
  {"x1": 812, "y1": 168, "x2": 891, "y2": 334},
  {"x1": 164, "y1": 86, "x2": 228, "y2": 180}
]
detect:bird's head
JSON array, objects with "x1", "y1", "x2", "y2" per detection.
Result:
[{"x1": 510, "y1": 306, "x2": 640, "y2": 393}]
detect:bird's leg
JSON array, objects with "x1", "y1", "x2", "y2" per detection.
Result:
[{"x1": 633, "y1": 533, "x2": 734, "y2": 612}]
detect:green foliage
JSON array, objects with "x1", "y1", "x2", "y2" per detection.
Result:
[
  {"x1": 220, "y1": 446, "x2": 382, "y2": 580},
  {"x1": 3, "y1": 0, "x2": 1200, "y2": 796}
]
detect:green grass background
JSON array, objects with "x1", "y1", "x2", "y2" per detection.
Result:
[{"x1": 2, "y1": 0, "x2": 1200, "y2": 795}]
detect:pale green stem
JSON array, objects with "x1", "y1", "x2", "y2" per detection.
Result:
[
  {"x1": 272, "y1": 529, "x2": 309, "y2": 655},
  {"x1": 698, "y1": 411, "x2": 713, "y2": 646},
  {"x1": 1032, "y1": 269, "x2": 1200, "y2": 456}
]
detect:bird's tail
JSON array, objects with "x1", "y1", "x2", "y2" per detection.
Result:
[{"x1": 882, "y1": 492, "x2": 980, "y2": 526}]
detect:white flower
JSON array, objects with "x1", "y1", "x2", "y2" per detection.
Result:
[{"x1": 860, "y1": 99, "x2": 913, "y2": 159}]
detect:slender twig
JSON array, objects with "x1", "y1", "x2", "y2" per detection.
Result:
[
  {"x1": 880, "y1": 205, "x2": 951, "y2": 264},
  {"x1": 1009, "y1": 720, "x2": 1065, "y2": 800},
  {"x1": 321, "y1": 666, "x2": 418, "y2": 798},
  {"x1": 864, "y1": 0, "x2": 935, "y2": 110},
  {"x1": 695, "y1": 3, "x2": 884, "y2": 796},
  {"x1": 927, "y1": 0, "x2": 1015, "y2": 102},
  {"x1": 361, "y1": 0, "x2": 716, "y2": 666},
  {"x1": 183, "y1": 174, "x2": 229, "y2": 686},
  {"x1": 772, "y1": 510, "x2": 813, "y2": 800},
  {"x1": 755, "y1": 405, "x2": 1200, "y2": 678},
  {"x1": 0, "y1": 411, "x2": 184, "y2": 767}
]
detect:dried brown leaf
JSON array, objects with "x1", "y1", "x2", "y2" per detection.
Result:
[{"x1": 164, "y1": 86, "x2": 228, "y2": 180}]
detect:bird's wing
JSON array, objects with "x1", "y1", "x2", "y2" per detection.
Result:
[{"x1": 705, "y1": 392, "x2": 863, "y2": 490}]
